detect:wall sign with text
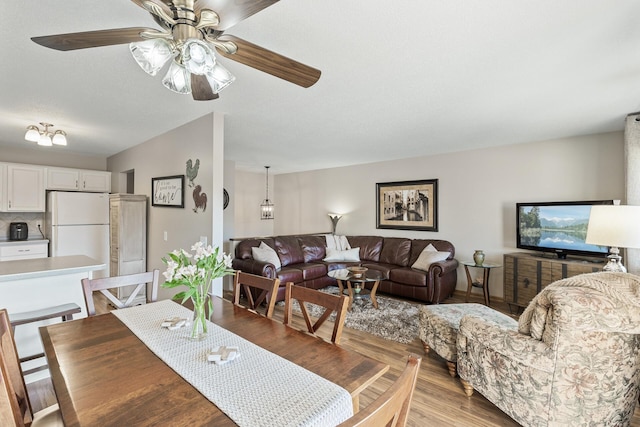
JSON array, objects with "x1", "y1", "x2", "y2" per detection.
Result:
[{"x1": 152, "y1": 175, "x2": 185, "y2": 208}]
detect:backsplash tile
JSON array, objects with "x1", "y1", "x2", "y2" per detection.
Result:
[{"x1": 0, "y1": 212, "x2": 46, "y2": 241}]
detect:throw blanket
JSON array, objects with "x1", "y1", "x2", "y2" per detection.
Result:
[
  {"x1": 518, "y1": 271, "x2": 640, "y2": 340},
  {"x1": 326, "y1": 234, "x2": 351, "y2": 251}
]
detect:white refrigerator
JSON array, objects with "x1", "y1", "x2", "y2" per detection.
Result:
[{"x1": 46, "y1": 191, "x2": 110, "y2": 278}]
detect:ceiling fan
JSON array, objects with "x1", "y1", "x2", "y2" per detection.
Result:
[{"x1": 31, "y1": 0, "x2": 321, "y2": 101}]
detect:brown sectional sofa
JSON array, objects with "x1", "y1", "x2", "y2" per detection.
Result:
[{"x1": 232, "y1": 235, "x2": 458, "y2": 304}]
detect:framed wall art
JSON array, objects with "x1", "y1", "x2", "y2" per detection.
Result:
[
  {"x1": 376, "y1": 179, "x2": 438, "y2": 231},
  {"x1": 152, "y1": 175, "x2": 185, "y2": 208}
]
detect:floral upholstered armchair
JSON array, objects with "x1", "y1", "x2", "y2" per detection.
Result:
[{"x1": 457, "y1": 272, "x2": 640, "y2": 427}]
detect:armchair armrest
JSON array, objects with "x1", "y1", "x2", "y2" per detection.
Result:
[
  {"x1": 231, "y1": 259, "x2": 277, "y2": 279},
  {"x1": 428, "y1": 258, "x2": 458, "y2": 277},
  {"x1": 458, "y1": 315, "x2": 554, "y2": 373}
]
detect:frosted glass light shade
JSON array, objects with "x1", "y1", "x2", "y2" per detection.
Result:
[
  {"x1": 52, "y1": 131, "x2": 67, "y2": 146},
  {"x1": 130, "y1": 39, "x2": 174, "y2": 76},
  {"x1": 25, "y1": 126, "x2": 40, "y2": 142},
  {"x1": 206, "y1": 61, "x2": 235, "y2": 93},
  {"x1": 162, "y1": 61, "x2": 191, "y2": 94},
  {"x1": 182, "y1": 39, "x2": 216, "y2": 75},
  {"x1": 38, "y1": 133, "x2": 52, "y2": 146}
]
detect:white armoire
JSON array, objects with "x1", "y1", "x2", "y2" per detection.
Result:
[{"x1": 109, "y1": 194, "x2": 147, "y2": 304}]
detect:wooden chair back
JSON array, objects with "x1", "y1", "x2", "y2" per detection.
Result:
[
  {"x1": 283, "y1": 282, "x2": 349, "y2": 344},
  {"x1": 232, "y1": 271, "x2": 280, "y2": 319},
  {"x1": 81, "y1": 270, "x2": 160, "y2": 316},
  {"x1": 0, "y1": 308, "x2": 34, "y2": 426},
  {"x1": 338, "y1": 354, "x2": 422, "y2": 427}
]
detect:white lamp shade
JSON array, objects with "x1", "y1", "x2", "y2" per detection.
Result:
[
  {"x1": 162, "y1": 61, "x2": 192, "y2": 94},
  {"x1": 130, "y1": 39, "x2": 174, "y2": 76},
  {"x1": 205, "y1": 61, "x2": 235, "y2": 93},
  {"x1": 182, "y1": 39, "x2": 216, "y2": 75},
  {"x1": 52, "y1": 131, "x2": 67, "y2": 146},
  {"x1": 25, "y1": 127, "x2": 40, "y2": 142},
  {"x1": 37, "y1": 133, "x2": 52, "y2": 146},
  {"x1": 586, "y1": 205, "x2": 640, "y2": 249}
]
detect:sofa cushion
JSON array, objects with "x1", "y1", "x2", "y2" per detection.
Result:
[
  {"x1": 251, "y1": 242, "x2": 281, "y2": 270},
  {"x1": 362, "y1": 262, "x2": 393, "y2": 280},
  {"x1": 275, "y1": 236, "x2": 304, "y2": 267},
  {"x1": 235, "y1": 238, "x2": 275, "y2": 260},
  {"x1": 379, "y1": 238, "x2": 411, "y2": 266},
  {"x1": 389, "y1": 267, "x2": 427, "y2": 287},
  {"x1": 346, "y1": 236, "x2": 382, "y2": 262},
  {"x1": 323, "y1": 247, "x2": 361, "y2": 262},
  {"x1": 411, "y1": 246, "x2": 450, "y2": 272},
  {"x1": 276, "y1": 267, "x2": 303, "y2": 284},
  {"x1": 291, "y1": 263, "x2": 327, "y2": 280},
  {"x1": 410, "y1": 239, "x2": 455, "y2": 265},
  {"x1": 298, "y1": 235, "x2": 326, "y2": 263}
]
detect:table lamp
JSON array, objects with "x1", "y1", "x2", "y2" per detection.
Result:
[{"x1": 585, "y1": 205, "x2": 640, "y2": 272}]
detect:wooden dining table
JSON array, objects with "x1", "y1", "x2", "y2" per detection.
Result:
[{"x1": 40, "y1": 296, "x2": 389, "y2": 426}]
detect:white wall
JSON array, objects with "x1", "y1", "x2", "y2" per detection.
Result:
[
  {"x1": 107, "y1": 113, "x2": 225, "y2": 300},
  {"x1": 0, "y1": 145, "x2": 107, "y2": 170},
  {"x1": 231, "y1": 169, "x2": 275, "y2": 239},
  {"x1": 272, "y1": 131, "x2": 625, "y2": 299}
]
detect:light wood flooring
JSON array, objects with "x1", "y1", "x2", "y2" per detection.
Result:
[{"x1": 26, "y1": 292, "x2": 640, "y2": 426}]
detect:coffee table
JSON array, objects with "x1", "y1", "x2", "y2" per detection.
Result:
[{"x1": 328, "y1": 268, "x2": 383, "y2": 310}]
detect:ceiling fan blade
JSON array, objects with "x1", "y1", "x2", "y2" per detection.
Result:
[
  {"x1": 31, "y1": 28, "x2": 157, "y2": 51},
  {"x1": 216, "y1": 35, "x2": 320, "y2": 88},
  {"x1": 190, "y1": 74, "x2": 219, "y2": 101},
  {"x1": 194, "y1": 0, "x2": 279, "y2": 31}
]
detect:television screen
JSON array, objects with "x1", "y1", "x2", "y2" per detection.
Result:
[{"x1": 516, "y1": 200, "x2": 613, "y2": 259}]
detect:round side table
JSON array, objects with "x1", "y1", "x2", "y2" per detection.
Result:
[{"x1": 462, "y1": 261, "x2": 502, "y2": 306}]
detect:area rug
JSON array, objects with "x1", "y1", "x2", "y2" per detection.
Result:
[{"x1": 286, "y1": 286, "x2": 420, "y2": 344}]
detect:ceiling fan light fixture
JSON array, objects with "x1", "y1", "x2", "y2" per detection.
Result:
[
  {"x1": 182, "y1": 39, "x2": 216, "y2": 75},
  {"x1": 162, "y1": 60, "x2": 192, "y2": 94},
  {"x1": 25, "y1": 125, "x2": 40, "y2": 142},
  {"x1": 205, "y1": 61, "x2": 235, "y2": 93},
  {"x1": 38, "y1": 132, "x2": 53, "y2": 147},
  {"x1": 130, "y1": 39, "x2": 174, "y2": 76},
  {"x1": 52, "y1": 130, "x2": 67, "y2": 146}
]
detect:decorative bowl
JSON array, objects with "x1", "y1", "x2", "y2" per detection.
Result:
[{"x1": 347, "y1": 266, "x2": 368, "y2": 278}]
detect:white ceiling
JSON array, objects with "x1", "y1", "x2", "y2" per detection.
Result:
[{"x1": 2, "y1": 1, "x2": 640, "y2": 174}]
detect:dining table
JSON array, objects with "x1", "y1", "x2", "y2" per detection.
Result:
[{"x1": 39, "y1": 296, "x2": 389, "y2": 426}]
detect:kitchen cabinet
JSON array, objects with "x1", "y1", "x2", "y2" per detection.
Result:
[
  {"x1": 5, "y1": 164, "x2": 45, "y2": 212},
  {"x1": 110, "y1": 194, "x2": 147, "y2": 304},
  {"x1": 46, "y1": 167, "x2": 111, "y2": 192},
  {"x1": 0, "y1": 240, "x2": 48, "y2": 261}
]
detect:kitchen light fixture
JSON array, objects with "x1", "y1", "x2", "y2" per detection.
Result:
[
  {"x1": 129, "y1": 36, "x2": 235, "y2": 97},
  {"x1": 328, "y1": 214, "x2": 342, "y2": 234},
  {"x1": 24, "y1": 122, "x2": 67, "y2": 147},
  {"x1": 585, "y1": 204, "x2": 640, "y2": 272},
  {"x1": 260, "y1": 166, "x2": 274, "y2": 220}
]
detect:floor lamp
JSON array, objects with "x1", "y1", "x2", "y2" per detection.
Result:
[{"x1": 585, "y1": 205, "x2": 640, "y2": 272}]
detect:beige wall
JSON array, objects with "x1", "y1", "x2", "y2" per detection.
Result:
[
  {"x1": 0, "y1": 145, "x2": 107, "y2": 170},
  {"x1": 272, "y1": 131, "x2": 625, "y2": 299},
  {"x1": 107, "y1": 113, "x2": 225, "y2": 300}
]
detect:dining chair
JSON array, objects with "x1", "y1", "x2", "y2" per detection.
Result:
[
  {"x1": 0, "y1": 308, "x2": 64, "y2": 427},
  {"x1": 337, "y1": 354, "x2": 422, "y2": 427},
  {"x1": 232, "y1": 271, "x2": 280, "y2": 319},
  {"x1": 81, "y1": 270, "x2": 160, "y2": 316},
  {"x1": 283, "y1": 282, "x2": 349, "y2": 344}
]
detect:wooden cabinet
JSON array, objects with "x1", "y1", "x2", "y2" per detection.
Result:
[
  {"x1": 0, "y1": 241, "x2": 48, "y2": 261},
  {"x1": 5, "y1": 164, "x2": 45, "y2": 212},
  {"x1": 503, "y1": 252, "x2": 603, "y2": 311},
  {"x1": 110, "y1": 194, "x2": 147, "y2": 304},
  {"x1": 47, "y1": 167, "x2": 111, "y2": 192}
]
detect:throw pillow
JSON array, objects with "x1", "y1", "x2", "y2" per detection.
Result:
[
  {"x1": 323, "y1": 247, "x2": 361, "y2": 262},
  {"x1": 251, "y1": 242, "x2": 281, "y2": 270},
  {"x1": 411, "y1": 248, "x2": 450, "y2": 272}
]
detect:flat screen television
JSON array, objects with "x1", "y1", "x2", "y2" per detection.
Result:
[{"x1": 516, "y1": 200, "x2": 613, "y2": 259}]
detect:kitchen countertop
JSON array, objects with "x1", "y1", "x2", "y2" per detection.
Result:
[{"x1": 0, "y1": 255, "x2": 104, "y2": 282}]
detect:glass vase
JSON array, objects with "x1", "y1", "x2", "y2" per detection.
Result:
[
  {"x1": 190, "y1": 294, "x2": 209, "y2": 341},
  {"x1": 473, "y1": 250, "x2": 485, "y2": 266}
]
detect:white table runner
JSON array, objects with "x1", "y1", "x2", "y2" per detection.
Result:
[{"x1": 112, "y1": 300, "x2": 353, "y2": 426}]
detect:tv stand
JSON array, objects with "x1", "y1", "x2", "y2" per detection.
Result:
[{"x1": 503, "y1": 252, "x2": 604, "y2": 312}]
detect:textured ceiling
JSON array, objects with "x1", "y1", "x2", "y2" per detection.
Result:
[{"x1": 2, "y1": 1, "x2": 640, "y2": 174}]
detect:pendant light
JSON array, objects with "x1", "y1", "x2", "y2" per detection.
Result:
[{"x1": 260, "y1": 166, "x2": 274, "y2": 220}]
